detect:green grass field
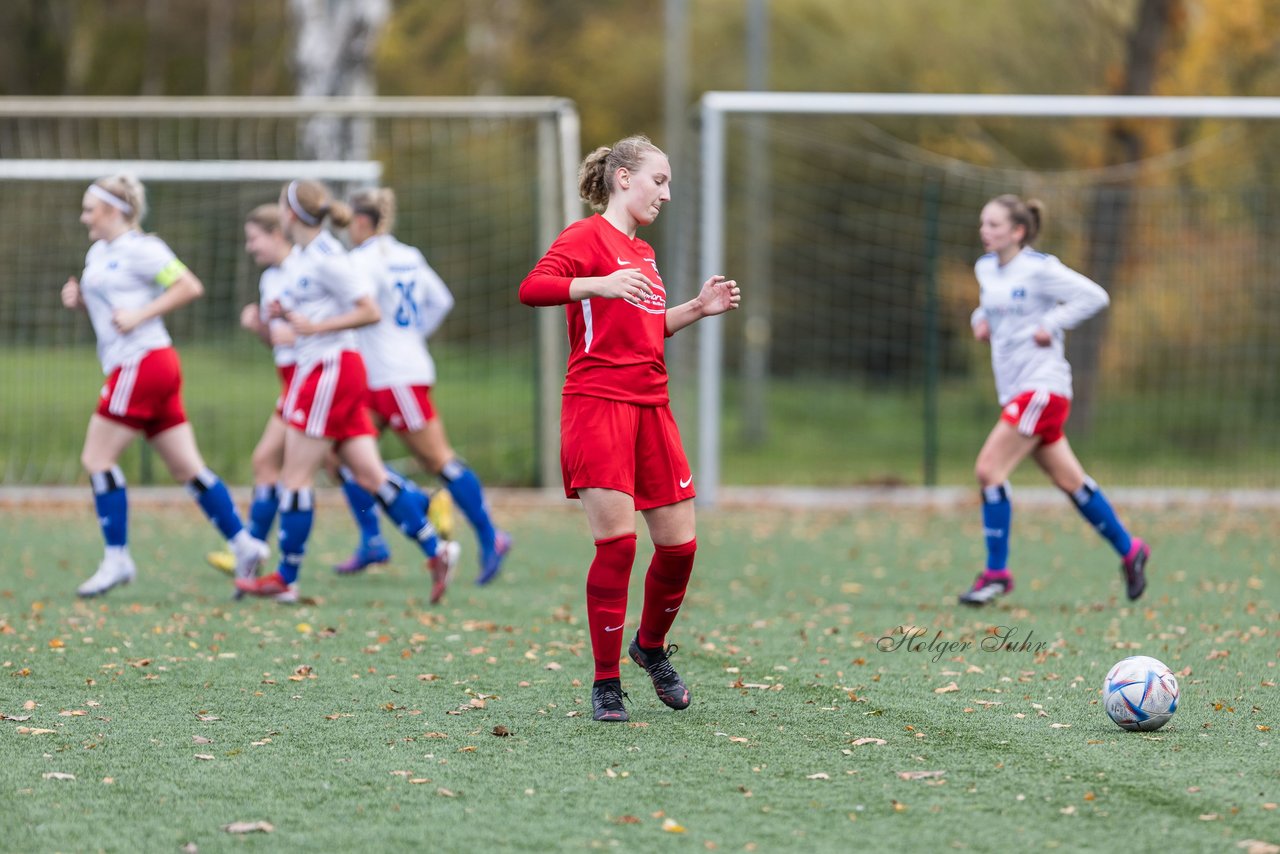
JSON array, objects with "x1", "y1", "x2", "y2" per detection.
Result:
[{"x1": 1, "y1": 497, "x2": 1276, "y2": 852}]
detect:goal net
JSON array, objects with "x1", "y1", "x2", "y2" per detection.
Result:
[
  {"x1": 0, "y1": 98, "x2": 579, "y2": 487},
  {"x1": 692, "y1": 93, "x2": 1280, "y2": 501}
]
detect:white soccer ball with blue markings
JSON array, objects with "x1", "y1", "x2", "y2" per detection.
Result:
[{"x1": 1103, "y1": 655, "x2": 1179, "y2": 732}]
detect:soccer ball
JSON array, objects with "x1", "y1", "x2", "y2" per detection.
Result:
[{"x1": 1103, "y1": 655, "x2": 1179, "y2": 732}]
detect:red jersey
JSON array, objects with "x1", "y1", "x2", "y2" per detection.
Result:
[{"x1": 520, "y1": 215, "x2": 669, "y2": 405}]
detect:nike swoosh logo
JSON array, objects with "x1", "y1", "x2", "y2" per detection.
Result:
[
  {"x1": 616, "y1": 257, "x2": 630, "y2": 265},
  {"x1": 679, "y1": 475, "x2": 693, "y2": 488},
  {"x1": 604, "y1": 624, "x2": 624, "y2": 632},
  {"x1": 664, "y1": 607, "x2": 680, "y2": 613}
]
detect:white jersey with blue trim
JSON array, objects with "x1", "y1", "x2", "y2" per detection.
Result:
[
  {"x1": 350, "y1": 234, "x2": 454, "y2": 389},
  {"x1": 277, "y1": 230, "x2": 374, "y2": 371},
  {"x1": 257, "y1": 247, "x2": 298, "y2": 368},
  {"x1": 970, "y1": 248, "x2": 1110, "y2": 406},
  {"x1": 80, "y1": 230, "x2": 184, "y2": 374}
]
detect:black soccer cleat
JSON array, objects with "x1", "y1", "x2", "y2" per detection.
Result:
[
  {"x1": 591, "y1": 679, "x2": 629, "y2": 722},
  {"x1": 628, "y1": 635, "x2": 691, "y2": 710},
  {"x1": 958, "y1": 571, "x2": 1014, "y2": 606},
  {"x1": 1121, "y1": 538, "x2": 1150, "y2": 601}
]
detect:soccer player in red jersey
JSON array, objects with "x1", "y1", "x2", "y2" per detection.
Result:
[
  {"x1": 959, "y1": 195, "x2": 1149, "y2": 607},
  {"x1": 233, "y1": 179, "x2": 459, "y2": 603},
  {"x1": 62, "y1": 175, "x2": 269, "y2": 597},
  {"x1": 519, "y1": 136, "x2": 741, "y2": 721}
]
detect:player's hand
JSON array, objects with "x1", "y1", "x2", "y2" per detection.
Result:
[
  {"x1": 112, "y1": 307, "x2": 146, "y2": 334},
  {"x1": 265, "y1": 299, "x2": 286, "y2": 320},
  {"x1": 973, "y1": 319, "x2": 991, "y2": 342},
  {"x1": 268, "y1": 321, "x2": 297, "y2": 347},
  {"x1": 597, "y1": 269, "x2": 656, "y2": 305},
  {"x1": 1033, "y1": 327, "x2": 1052, "y2": 347},
  {"x1": 697, "y1": 275, "x2": 741, "y2": 317},
  {"x1": 61, "y1": 277, "x2": 82, "y2": 310},
  {"x1": 239, "y1": 302, "x2": 262, "y2": 332},
  {"x1": 284, "y1": 310, "x2": 318, "y2": 336}
]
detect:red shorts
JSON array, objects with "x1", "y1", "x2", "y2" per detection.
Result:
[
  {"x1": 95, "y1": 347, "x2": 187, "y2": 438},
  {"x1": 1001, "y1": 390, "x2": 1070, "y2": 444},
  {"x1": 282, "y1": 351, "x2": 376, "y2": 442},
  {"x1": 367, "y1": 384, "x2": 437, "y2": 433},
  {"x1": 274, "y1": 364, "x2": 297, "y2": 418},
  {"x1": 560, "y1": 394, "x2": 695, "y2": 511}
]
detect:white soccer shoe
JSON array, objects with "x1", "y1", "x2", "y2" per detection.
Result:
[
  {"x1": 77, "y1": 553, "x2": 137, "y2": 598},
  {"x1": 232, "y1": 536, "x2": 270, "y2": 582},
  {"x1": 428, "y1": 540, "x2": 461, "y2": 605}
]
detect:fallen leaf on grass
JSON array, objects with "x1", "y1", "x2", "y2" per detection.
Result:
[
  {"x1": 891, "y1": 800, "x2": 908, "y2": 812},
  {"x1": 1050, "y1": 723, "x2": 1072, "y2": 729},
  {"x1": 896, "y1": 771, "x2": 945, "y2": 781},
  {"x1": 194, "y1": 754, "x2": 215, "y2": 761},
  {"x1": 613, "y1": 815, "x2": 641, "y2": 824},
  {"x1": 850, "y1": 738, "x2": 886, "y2": 746},
  {"x1": 491, "y1": 726, "x2": 512, "y2": 737},
  {"x1": 1200, "y1": 814, "x2": 1221, "y2": 821},
  {"x1": 408, "y1": 778, "x2": 431, "y2": 785},
  {"x1": 223, "y1": 821, "x2": 274, "y2": 834},
  {"x1": 42, "y1": 772, "x2": 75, "y2": 781},
  {"x1": 1, "y1": 714, "x2": 32, "y2": 722},
  {"x1": 437, "y1": 788, "x2": 457, "y2": 798},
  {"x1": 1060, "y1": 806, "x2": 1076, "y2": 816},
  {"x1": 58, "y1": 710, "x2": 87, "y2": 717},
  {"x1": 1237, "y1": 841, "x2": 1280, "y2": 854},
  {"x1": 933, "y1": 682, "x2": 959, "y2": 694},
  {"x1": 807, "y1": 773, "x2": 830, "y2": 780},
  {"x1": 661, "y1": 818, "x2": 686, "y2": 833},
  {"x1": 195, "y1": 714, "x2": 220, "y2": 722},
  {"x1": 16, "y1": 727, "x2": 57, "y2": 735}
]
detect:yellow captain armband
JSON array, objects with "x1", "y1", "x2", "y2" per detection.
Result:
[{"x1": 155, "y1": 259, "x2": 189, "y2": 288}]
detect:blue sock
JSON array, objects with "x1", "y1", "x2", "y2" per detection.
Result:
[
  {"x1": 1070, "y1": 477, "x2": 1132, "y2": 557},
  {"x1": 187, "y1": 468, "x2": 245, "y2": 540},
  {"x1": 340, "y1": 466, "x2": 383, "y2": 546},
  {"x1": 441, "y1": 458, "x2": 496, "y2": 552},
  {"x1": 91, "y1": 466, "x2": 129, "y2": 548},
  {"x1": 981, "y1": 483, "x2": 1011, "y2": 572},
  {"x1": 249, "y1": 483, "x2": 280, "y2": 542},
  {"x1": 375, "y1": 475, "x2": 439, "y2": 558},
  {"x1": 276, "y1": 488, "x2": 314, "y2": 584}
]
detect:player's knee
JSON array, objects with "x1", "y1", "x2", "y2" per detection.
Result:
[
  {"x1": 974, "y1": 460, "x2": 1000, "y2": 488},
  {"x1": 251, "y1": 448, "x2": 281, "y2": 482}
]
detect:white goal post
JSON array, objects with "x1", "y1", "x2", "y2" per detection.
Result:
[{"x1": 696, "y1": 92, "x2": 1280, "y2": 505}]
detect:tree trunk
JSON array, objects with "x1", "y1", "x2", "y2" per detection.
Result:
[
  {"x1": 288, "y1": 0, "x2": 390, "y2": 161},
  {"x1": 1072, "y1": 0, "x2": 1181, "y2": 434}
]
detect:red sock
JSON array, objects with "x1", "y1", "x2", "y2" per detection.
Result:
[
  {"x1": 585, "y1": 533, "x2": 637, "y2": 681},
  {"x1": 637, "y1": 538, "x2": 696, "y2": 650}
]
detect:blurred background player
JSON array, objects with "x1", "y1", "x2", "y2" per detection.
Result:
[
  {"x1": 61, "y1": 174, "x2": 269, "y2": 597},
  {"x1": 960, "y1": 194, "x2": 1149, "y2": 607},
  {"x1": 233, "y1": 179, "x2": 459, "y2": 604},
  {"x1": 336, "y1": 186, "x2": 511, "y2": 584},
  {"x1": 206, "y1": 204, "x2": 297, "y2": 574},
  {"x1": 519, "y1": 135, "x2": 740, "y2": 721}
]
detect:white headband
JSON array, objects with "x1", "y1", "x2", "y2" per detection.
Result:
[
  {"x1": 286, "y1": 181, "x2": 322, "y2": 227},
  {"x1": 88, "y1": 184, "x2": 134, "y2": 216}
]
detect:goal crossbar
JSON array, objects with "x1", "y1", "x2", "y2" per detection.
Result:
[{"x1": 0, "y1": 159, "x2": 383, "y2": 182}]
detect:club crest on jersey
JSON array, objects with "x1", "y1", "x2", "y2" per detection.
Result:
[{"x1": 1011, "y1": 287, "x2": 1027, "y2": 299}]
